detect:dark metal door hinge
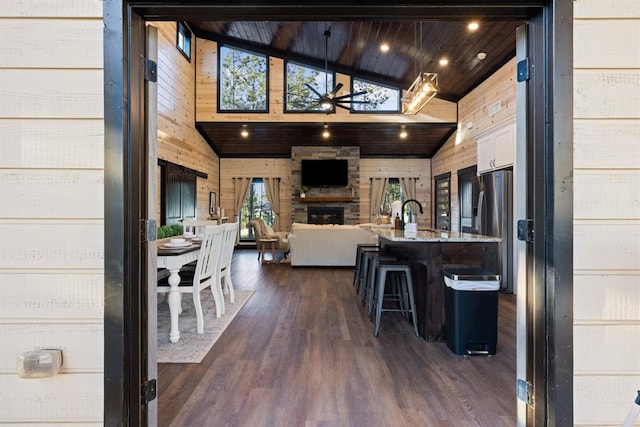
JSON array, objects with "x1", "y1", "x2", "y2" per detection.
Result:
[
  {"x1": 517, "y1": 219, "x2": 534, "y2": 243},
  {"x1": 517, "y1": 378, "x2": 534, "y2": 406},
  {"x1": 142, "y1": 219, "x2": 157, "y2": 242},
  {"x1": 145, "y1": 58, "x2": 157, "y2": 82},
  {"x1": 141, "y1": 379, "x2": 157, "y2": 404},
  {"x1": 517, "y1": 58, "x2": 530, "y2": 82}
]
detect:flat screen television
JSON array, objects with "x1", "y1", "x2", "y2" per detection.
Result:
[{"x1": 301, "y1": 159, "x2": 349, "y2": 187}]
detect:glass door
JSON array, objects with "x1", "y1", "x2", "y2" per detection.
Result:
[
  {"x1": 458, "y1": 166, "x2": 478, "y2": 233},
  {"x1": 434, "y1": 172, "x2": 451, "y2": 230}
]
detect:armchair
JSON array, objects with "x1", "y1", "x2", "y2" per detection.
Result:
[{"x1": 249, "y1": 218, "x2": 290, "y2": 261}]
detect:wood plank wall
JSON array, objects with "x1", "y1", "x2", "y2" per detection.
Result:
[
  {"x1": 220, "y1": 157, "x2": 432, "y2": 232},
  {"x1": 3, "y1": 4, "x2": 638, "y2": 424},
  {"x1": 432, "y1": 58, "x2": 517, "y2": 232},
  {"x1": 195, "y1": 38, "x2": 454, "y2": 230},
  {"x1": 359, "y1": 159, "x2": 432, "y2": 227},
  {"x1": 219, "y1": 158, "x2": 293, "y2": 231},
  {"x1": 0, "y1": 1, "x2": 104, "y2": 424},
  {"x1": 573, "y1": 1, "x2": 640, "y2": 425},
  {"x1": 153, "y1": 22, "x2": 220, "y2": 222}
]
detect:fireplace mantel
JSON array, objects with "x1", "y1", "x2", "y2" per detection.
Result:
[{"x1": 297, "y1": 196, "x2": 354, "y2": 203}]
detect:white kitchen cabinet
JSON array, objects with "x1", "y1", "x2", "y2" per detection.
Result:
[{"x1": 476, "y1": 118, "x2": 516, "y2": 173}]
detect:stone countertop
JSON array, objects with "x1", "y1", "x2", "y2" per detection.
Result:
[{"x1": 370, "y1": 228, "x2": 502, "y2": 243}]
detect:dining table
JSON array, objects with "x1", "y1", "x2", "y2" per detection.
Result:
[{"x1": 157, "y1": 239, "x2": 201, "y2": 343}]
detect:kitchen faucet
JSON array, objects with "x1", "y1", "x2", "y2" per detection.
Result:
[{"x1": 400, "y1": 199, "x2": 424, "y2": 230}]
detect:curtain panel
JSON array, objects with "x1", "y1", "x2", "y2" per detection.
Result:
[
  {"x1": 233, "y1": 177, "x2": 253, "y2": 221},
  {"x1": 369, "y1": 177, "x2": 389, "y2": 220},
  {"x1": 263, "y1": 177, "x2": 281, "y2": 230},
  {"x1": 400, "y1": 177, "x2": 419, "y2": 216}
]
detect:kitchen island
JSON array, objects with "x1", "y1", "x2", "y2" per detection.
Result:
[{"x1": 371, "y1": 228, "x2": 501, "y2": 342}]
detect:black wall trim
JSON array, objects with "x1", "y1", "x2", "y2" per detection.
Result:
[{"x1": 103, "y1": 0, "x2": 129, "y2": 425}]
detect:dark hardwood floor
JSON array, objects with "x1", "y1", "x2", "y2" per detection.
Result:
[{"x1": 158, "y1": 249, "x2": 516, "y2": 426}]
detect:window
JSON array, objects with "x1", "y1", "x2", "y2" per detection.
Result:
[
  {"x1": 351, "y1": 78, "x2": 400, "y2": 112},
  {"x1": 381, "y1": 178, "x2": 402, "y2": 215},
  {"x1": 285, "y1": 61, "x2": 334, "y2": 112},
  {"x1": 239, "y1": 178, "x2": 274, "y2": 241},
  {"x1": 219, "y1": 45, "x2": 268, "y2": 112},
  {"x1": 176, "y1": 22, "x2": 191, "y2": 61},
  {"x1": 160, "y1": 162, "x2": 196, "y2": 226}
]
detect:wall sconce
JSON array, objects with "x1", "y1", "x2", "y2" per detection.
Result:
[
  {"x1": 17, "y1": 349, "x2": 63, "y2": 378},
  {"x1": 402, "y1": 72, "x2": 439, "y2": 114}
]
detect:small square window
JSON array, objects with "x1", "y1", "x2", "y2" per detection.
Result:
[{"x1": 176, "y1": 22, "x2": 191, "y2": 61}]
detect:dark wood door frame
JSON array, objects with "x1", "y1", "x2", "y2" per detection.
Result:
[{"x1": 103, "y1": 1, "x2": 573, "y2": 425}]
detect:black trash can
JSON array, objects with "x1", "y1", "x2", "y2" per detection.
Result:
[{"x1": 444, "y1": 268, "x2": 501, "y2": 355}]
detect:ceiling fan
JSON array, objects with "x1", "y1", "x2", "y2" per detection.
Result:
[{"x1": 297, "y1": 29, "x2": 369, "y2": 112}]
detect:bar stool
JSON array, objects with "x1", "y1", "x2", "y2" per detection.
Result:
[
  {"x1": 362, "y1": 251, "x2": 398, "y2": 310},
  {"x1": 372, "y1": 260, "x2": 420, "y2": 337},
  {"x1": 353, "y1": 243, "x2": 379, "y2": 291},
  {"x1": 356, "y1": 247, "x2": 387, "y2": 296}
]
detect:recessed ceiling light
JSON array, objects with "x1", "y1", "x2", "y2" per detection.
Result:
[
  {"x1": 399, "y1": 126, "x2": 408, "y2": 139},
  {"x1": 380, "y1": 43, "x2": 390, "y2": 53},
  {"x1": 439, "y1": 58, "x2": 449, "y2": 66},
  {"x1": 322, "y1": 124, "x2": 330, "y2": 139},
  {"x1": 468, "y1": 22, "x2": 479, "y2": 31},
  {"x1": 240, "y1": 125, "x2": 249, "y2": 138},
  {"x1": 477, "y1": 52, "x2": 487, "y2": 60}
]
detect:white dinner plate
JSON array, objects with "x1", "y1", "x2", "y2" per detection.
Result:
[{"x1": 163, "y1": 242, "x2": 191, "y2": 248}]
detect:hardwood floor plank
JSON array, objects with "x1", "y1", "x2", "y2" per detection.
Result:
[{"x1": 158, "y1": 249, "x2": 516, "y2": 426}]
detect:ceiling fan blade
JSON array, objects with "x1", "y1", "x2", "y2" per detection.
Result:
[
  {"x1": 349, "y1": 90, "x2": 368, "y2": 98},
  {"x1": 332, "y1": 91, "x2": 368, "y2": 101},
  {"x1": 334, "y1": 103, "x2": 351, "y2": 111},
  {"x1": 336, "y1": 99, "x2": 370, "y2": 104},
  {"x1": 305, "y1": 83, "x2": 324, "y2": 99},
  {"x1": 328, "y1": 83, "x2": 344, "y2": 97}
]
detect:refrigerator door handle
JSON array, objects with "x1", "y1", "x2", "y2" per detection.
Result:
[{"x1": 476, "y1": 190, "x2": 485, "y2": 235}]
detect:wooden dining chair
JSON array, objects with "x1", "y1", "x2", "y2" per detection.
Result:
[
  {"x1": 182, "y1": 219, "x2": 219, "y2": 235},
  {"x1": 220, "y1": 221, "x2": 239, "y2": 304},
  {"x1": 157, "y1": 224, "x2": 226, "y2": 333}
]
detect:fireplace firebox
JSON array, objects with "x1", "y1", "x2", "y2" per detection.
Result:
[{"x1": 307, "y1": 207, "x2": 344, "y2": 225}]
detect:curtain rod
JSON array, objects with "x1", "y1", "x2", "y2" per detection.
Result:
[
  {"x1": 233, "y1": 177, "x2": 280, "y2": 180},
  {"x1": 369, "y1": 177, "x2": 420, "y2": 180}
]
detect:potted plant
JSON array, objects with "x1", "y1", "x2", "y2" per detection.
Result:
[
  {"x1": 157, "y1": 224, "x2": 183, "y2": 239},
  {"x1": 298, "y1": 185, "x2": 308, "y2": 198}
]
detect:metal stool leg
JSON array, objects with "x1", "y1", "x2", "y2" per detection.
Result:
[
  {"x1": 353, "y1": 243, "x2": 377, "y2": 290},
  {"x1": 374, "y1": 268, "x2": 387, "y2": 337},
  {"x1": 372, "y1": 262, "x2": 420, "y2": 338},
  {"x1": 367, "y1": 253, "x2": 397, "y2": 317},
  {"x1": 402, "y1": 267, "x2": 420, "y2": 337}
]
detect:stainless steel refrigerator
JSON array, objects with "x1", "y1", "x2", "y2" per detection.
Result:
[{"x1": 474, "y1": 169, "x2": 513, "y2": 293}]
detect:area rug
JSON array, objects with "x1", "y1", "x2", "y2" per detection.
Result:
[{"x1": 157, "y1": 289, "x2": 254, "y2": 363}]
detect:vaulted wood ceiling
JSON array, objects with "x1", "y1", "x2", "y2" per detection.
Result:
[{"x1": 188, "y1": 19, "x2": 523, "y2": 158}]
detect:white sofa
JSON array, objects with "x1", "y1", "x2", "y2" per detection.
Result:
[{"x1": 288, "y1": 222, "x2": 378, "y2": 267}]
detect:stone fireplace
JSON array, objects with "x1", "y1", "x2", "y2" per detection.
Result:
[
  {"x1": 291, "y1": 146, "x2": 360, "y2": 225},
  {"x1": 307, "y1": 207, "x2": 345, "y2": 225}
]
